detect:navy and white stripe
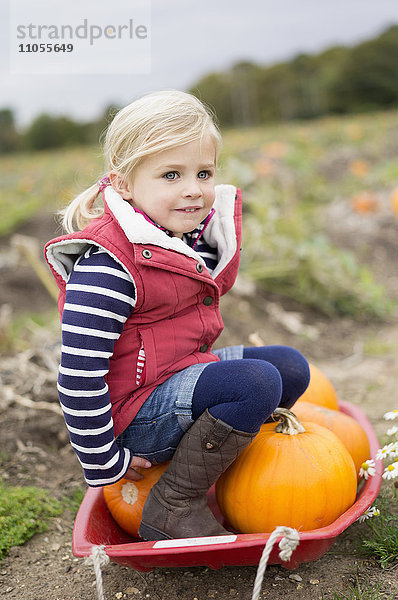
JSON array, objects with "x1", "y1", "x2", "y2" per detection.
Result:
[
  {"x1": 58, "y1": 246, "x2": 136, "y2": 486},
  {"x1": 58, "y1": 226, "x2": 219, "y2": 487},
  {"x1": 183, "y1": 220, "x2": 218, "y2": 273}
]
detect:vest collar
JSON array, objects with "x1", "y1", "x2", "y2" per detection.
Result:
[
  {"x1": 104, "y1": 185, "x2": 205, "y2": 265},
  {"x1": 46, "y1": 184, "x2": 238, "y2": 283},
  {"x1": 104, "y1": 184, "x2": 237, "y2": 279}
]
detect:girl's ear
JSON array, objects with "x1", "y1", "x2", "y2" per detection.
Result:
[{"x1": 109, "y1": 172, "x2": 133, "y2": 201}]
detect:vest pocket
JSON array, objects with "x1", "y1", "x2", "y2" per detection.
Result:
[{"x1": 137, "y1": 328, "x2": 158, "y2": 384}]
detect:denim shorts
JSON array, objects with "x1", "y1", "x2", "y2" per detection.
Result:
[{"x1": 115, "y1": 345, "x2": 244, "y2": 464}]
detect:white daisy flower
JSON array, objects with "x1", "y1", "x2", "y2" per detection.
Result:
[
  {"x1": 389, "y1": 442, "x2": 398, "y2": 459},
  {"x1": 357, "y1": 506, "x2": 380, "y2": 523},
  {"x1": 376, "y1": 443, "x2": 397, "y2": 461},
  {"x1": 386, "y1": 426, "x2": 398, "y2": 437},
  {"x1": 382, "y1": 461, "x2": 398, "y2": 480},
  {"x1": 359, "y1": 459, "x2": 376, "y2": 479},
  {"x1": 384, "y1": 409, "x2": 398, "y2": 421}
]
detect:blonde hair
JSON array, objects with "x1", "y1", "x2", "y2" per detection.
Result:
[{"x1": 61, "y1": 90, "x2": 222, "y2": 233}]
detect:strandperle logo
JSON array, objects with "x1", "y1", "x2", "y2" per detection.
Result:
[{"x1": 16, "y1": 18, "x2": 148, "y2": 46}]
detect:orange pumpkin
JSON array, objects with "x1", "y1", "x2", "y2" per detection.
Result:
[
  {"x1": 292, "y1": 401, "x2": 370, "y2": 478},
  {"x1": 351, "y1": 191, "x2": 379, "y2": 214},
  {"x1": 298, "y1": 363, "x2": 339, "y2": 409},
  {"x1": 390, "y1": 188, "x2": 398, "y2": 214},
  {"x1": 216, "y1": 408, "x2": 357, "y2": 533},
  {"x1": 348, "y1": 160, "x2": 370, "y2": 178},
  {"x1": 103, "y1": 462, "x2": 169, "y2": 537}
]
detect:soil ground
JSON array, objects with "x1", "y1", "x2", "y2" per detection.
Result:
[{"x1": 0, "y1": 208, "x2": 397, "y2": 600}]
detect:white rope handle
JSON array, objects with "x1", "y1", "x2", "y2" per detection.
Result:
[
  {"x1": 251, "y1": 526, "x2": 300, "y2": 600},
  {"x1": 85, "y1": 528, "x2": 299, "y2": 600},
  {"x1": 85, "y1": 545, "x2": 110, "y2": 600}
]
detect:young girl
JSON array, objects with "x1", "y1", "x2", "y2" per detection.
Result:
[{"x1": 45, "y1": 90, "x2": 310, "y2": 541}]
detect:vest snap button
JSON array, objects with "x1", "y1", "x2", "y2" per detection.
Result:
[
  {"x1": 142, "y1": 249, "x2": 152, "y2": 259},
  {"x1": 203, "y1": 296, "x2": 213, "y2": 306},
  {"x1": 199, "y1": 343, "x2": 208, "y2": 353},
  {"x1": 196, "y1": 263, "x2": 204, "y2": 273},
  {"x1": 206, "y1": 442, "x2": 214, "y2": 450}
]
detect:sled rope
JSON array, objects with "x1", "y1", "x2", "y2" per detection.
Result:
[
  {"x1": 85, "y1": 545, "x2": 110, "y2": 600},
  {"x1": 251, "y1": 526, "x2": 300, "y2": 600}
]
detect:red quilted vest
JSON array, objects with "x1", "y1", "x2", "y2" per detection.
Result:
[{"x1": 45, "y1": 185, "x2": 242, "y2": 435}]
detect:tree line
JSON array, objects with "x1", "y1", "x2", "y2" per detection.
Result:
[
  {"x1": 0, "y1": 106, "x2": 116, "y2": 154},
  {"x1": 189, "y1": 25, "x2": 398, "y2": 126},
  {"x1": 1, "y1": 25, "x2": 397, "y2": 154}
]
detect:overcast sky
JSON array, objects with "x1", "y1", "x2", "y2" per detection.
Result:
[{"x1": 1, "y1": 0, "x2": 397, "y2": 128}]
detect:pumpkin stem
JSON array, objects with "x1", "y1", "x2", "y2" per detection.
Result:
[{"x1": 272, "y1": 408, "x2": 306, "y2": 435}]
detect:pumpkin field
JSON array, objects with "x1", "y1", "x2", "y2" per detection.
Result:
[{"x1": 0, "y1": 108, "x2": 398, "y2": 599}]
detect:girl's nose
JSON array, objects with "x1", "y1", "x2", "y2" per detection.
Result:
[{"x1": 182, "y1": 178, "x2": 203, "y2": 198}]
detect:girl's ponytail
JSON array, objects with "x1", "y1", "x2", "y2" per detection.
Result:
[{"x1": 60, "y1": 182, "x2": 104, "y2": 233}]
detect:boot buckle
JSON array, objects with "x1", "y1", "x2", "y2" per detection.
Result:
[{"x1": 202, "y1": 417, "x2": 233, "y2": 451}]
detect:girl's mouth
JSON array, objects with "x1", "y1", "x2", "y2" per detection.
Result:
[{"x1": 175, "y1": 207, "x2": 201, "y2": 213}]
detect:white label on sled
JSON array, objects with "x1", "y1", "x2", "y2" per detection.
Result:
[{"x1": 153, "y1": 535, "x2": 237, "y2": 548}]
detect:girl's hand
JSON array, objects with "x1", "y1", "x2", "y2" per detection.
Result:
[{"x1": 124, "y1": 456, "x2": 152, "y2": 481}]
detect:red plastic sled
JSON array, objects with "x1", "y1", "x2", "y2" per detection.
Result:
[{"x1": 72, "y1": 400, "x2": 382, "y2": 570}]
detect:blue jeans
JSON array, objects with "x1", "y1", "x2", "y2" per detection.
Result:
[
  {"x1": 115, "y1": 346, "x2": 244, "y2": 464},
  {"x1": 116, "y1": 344, "x2": 309, "y2": 463}
]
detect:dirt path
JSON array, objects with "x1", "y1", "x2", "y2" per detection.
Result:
[{"x1": 0, "y1": 212, "x2": 397, "y2": 600}]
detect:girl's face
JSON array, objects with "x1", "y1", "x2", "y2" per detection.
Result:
[{"x1": 115, "y1": 136, "x2": 216, "y2": 238}]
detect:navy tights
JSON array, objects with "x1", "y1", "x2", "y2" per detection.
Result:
[{"x1": 192, "y1": 346, "x2": 310, "y2": 433}]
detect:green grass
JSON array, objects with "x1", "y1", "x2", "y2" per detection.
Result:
[
  {"x1": 218, "y1": 110, "x2": 398, "y2": 320},
  {"x1": 322, "y1": 576, "x2": 394, "y2": 600},
  {"x1": 362, "y1": 512, "x2": 398, "y2": 569},
  {"x1": 0, "y1": 308, "x2": 59, "y2": 354},
  {"x1": 61, "y1": 487, "x2": 86, "y2": 514},
  {"x1": 241, "y1": 216, "x2": 394, "y2": 319},
  {"x1": 0, "y1": 145, "x2": 103, "y2": 236},
  {"x1": 1, "y1": 108, "x2": 397, "y2": 319},
  {"x1": 363, "y1": 335, "x2": 394, "y2": 356},
  {"x1": 357, "y1": 491, "x2": 398, "y2": 570},
  {"x1": 0, "y1": 482, "x2": 62, "y2": 565}
]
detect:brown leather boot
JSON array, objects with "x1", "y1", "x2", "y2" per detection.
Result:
[{"x1": 138, "y1": 409, "x2": 257, "y2": 540}]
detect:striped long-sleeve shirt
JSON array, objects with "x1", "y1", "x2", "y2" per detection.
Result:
[{"x1": 58, "y1": 226, "x2": 218, "y2": 487}]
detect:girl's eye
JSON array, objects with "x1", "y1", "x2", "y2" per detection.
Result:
[
  {"x1": 163, "y1": 171, "x2": 179, "y2": 180},
  {"x1": 198, "y1": 170, "x2": 212, "y2": 179}
]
